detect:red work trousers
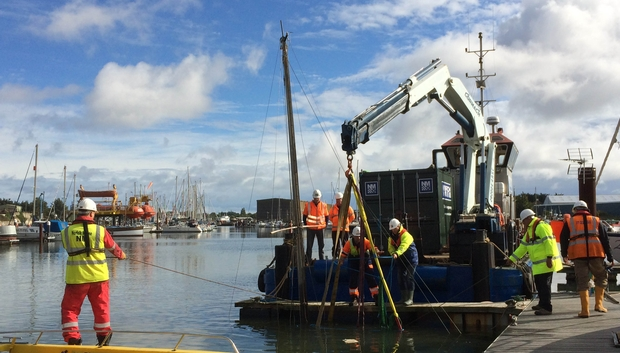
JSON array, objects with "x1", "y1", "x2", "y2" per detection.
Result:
[{"x1": 61, "y1": 281, "x2": 111, "y2": 342}]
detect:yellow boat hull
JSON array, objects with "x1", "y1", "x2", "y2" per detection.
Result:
[{"x1": 0, "y1": 342, "x2": 232, "y2": 353}]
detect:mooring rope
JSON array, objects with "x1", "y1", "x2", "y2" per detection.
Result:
[{"x1": 127, "y1": 258, "x2": 264, "y2": 297}]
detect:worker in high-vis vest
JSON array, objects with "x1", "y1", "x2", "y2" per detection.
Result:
[
  {"x1": 560, "y1": 200, "x2": 613, "y2": 318},
  {"x1": 339, "y1": 227, "x2": 379, "y2": 305},
  {"x1": 508, "y1": 209, "x2": 563, "y2": 316},
  {"x1": 61, "y1": 198, "x2": 126, "y2": 346},
  {"x1": 303, "y1": 189, "x2": 329, "y2": 262},
  {"x1": 388, "y1": 218, "x2": 418, "y2": 305},
  {"x1": 329, "y1": 192, "x2": 356, "y2": 258}
]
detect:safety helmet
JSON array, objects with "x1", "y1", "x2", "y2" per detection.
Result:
[
  {"x1": 335, "y1": 192, "x2": 343, "y2": 200},
  {"x1": 78, "y1": 198, "x2": 97, "y2": 212},
  {"x1": 573, "y1": 200, "x2": 588, "y2": 211},
  {"x1": 351, "y1": 226, "x2": 361, "y2": 237},
  {"x1": 388, "y1": 218, "x2": 401, "y2": 230},
  {"x1": 312, "y1": 189, "x2": 322, "y2": 198},
  {"x1": 519, "y1": 209, "x2": 535, "y2": 220}
]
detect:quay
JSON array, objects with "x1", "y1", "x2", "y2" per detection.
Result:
[{"x1": 486, "y1": 291, "x2": 620, "y2": 352}]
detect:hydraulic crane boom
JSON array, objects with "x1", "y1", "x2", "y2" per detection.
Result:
[{"x1": 341, "y1": 58, "x2": 496, "y2": 215}]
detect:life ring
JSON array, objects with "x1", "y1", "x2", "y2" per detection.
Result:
[{"x1": 257, "y1": 268, "x2": 266, "y2": 292}]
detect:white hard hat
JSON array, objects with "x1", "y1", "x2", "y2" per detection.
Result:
[
  {"x1": 78, "y1": 198, "x2": 97, "y2": 212},
  {"x1": 351, "y1": 226, "x2": 361, "y2": 237},
  {"x1": 573, "y1": 200, "x2": 588, "y2": 211},
  {"x1": 335, "y1": 192, "x2": 343, "y2": 199},
  {"x1": 313, "y1": 189, "x2": 322, "y2": 198},
  {"x1": 519, "y1": 209, "x2": 535, "y2": 220},
  {"x1": 388, "y1": 218, "x2": 401, "y2": 230}
]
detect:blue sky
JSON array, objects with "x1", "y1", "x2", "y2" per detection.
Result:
[{"x1": 1, "y1": 0, "x2": 619, "y2": 215}]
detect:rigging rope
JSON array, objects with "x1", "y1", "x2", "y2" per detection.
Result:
[{"x1": 127, "y1": 258, "x2": 265, "y2": 297}]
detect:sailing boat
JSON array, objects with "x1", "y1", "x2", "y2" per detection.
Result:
[{"x1": 15, "y1": 145, "x2": 67, "y2": 242}]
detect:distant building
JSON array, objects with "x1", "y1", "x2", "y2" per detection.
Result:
[{"x1": 537, "y1": 195, "x2": 620, "y2": 218}]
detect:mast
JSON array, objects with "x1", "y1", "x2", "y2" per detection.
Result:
[
  {"x1": 280, "y1": 23, "x2": 307, "y2": 319},
  {"x1": 63, "y1": 165, "x2": 66, "y2": 221},
  {"x1": 72, "y1": 173, "x2": 76, "y2": 220},
  {"x1": 596, "y1": 117, "x2": 620, "y2": 187},
  {"x1": 32, "y1": 144, "x2": 38, "y2": 221},
  {"x1": 466, "y1": 32, "x2": 496, "y2": 116}
]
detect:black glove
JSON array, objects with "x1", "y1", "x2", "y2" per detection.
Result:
[{"x1": 606, "y1": 257, "x2": 614, "y2": 270}]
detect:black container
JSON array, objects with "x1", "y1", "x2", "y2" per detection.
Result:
[{"x1": 359, "y1": 167, "x2": 455, "y2": 255}]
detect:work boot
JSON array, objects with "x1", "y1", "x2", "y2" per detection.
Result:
[
  {"x1": 349, "y1": 295, "x2": 358, "y2": 306},
  {"x1": 397, "y1": 289, "x2": 407, "y2": 304},
  {"x1": 67, "y1": 338, "x2": 82, "y2": 345},
  {"x1": 595, "y1": 286, "x2": 608, "y2": 313},
  {"x1": 578, "y1": 290, "x2": 590, "y2": 318},
  {"x1": 97, "y1": 333, "x2": 112, "y2": 346},
  {"x1": 404, "y1": 290, "x2": 414, "y2": 306},
  {"x1": 534, "y1": 308, "x2": 552, "y2": 315}
]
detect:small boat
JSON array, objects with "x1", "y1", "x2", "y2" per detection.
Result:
[
  {"x1": 152, "y1": 224, "x2": 203, "y2": 234},
  {"x1": 16, "y1": 225, "x2": 55, "y2": 242},
  {"x1": 0, "y1": 225, "x2": 19, "y2": 245},
  {"x1": 0, "y1": 330, "x2": 239, "y2": 353},
  {"x1": 107, "y1": 225, "x2": 145, "y2": 237},
  {"x1": 15, "y1": 220, "x2": 67, "y2": 242}
]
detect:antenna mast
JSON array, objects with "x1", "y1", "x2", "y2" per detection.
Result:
[{"x1": 466, "y1": 32, "x2": 496, "y2": 116}]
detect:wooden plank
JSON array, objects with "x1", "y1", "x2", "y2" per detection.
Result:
[{"x1": 486, "y1": 292, "x2": 620, "y2": 352}]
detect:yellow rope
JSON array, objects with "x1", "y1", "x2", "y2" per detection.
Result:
[{"x1": 346, "y1": 171, "x2": 401, "y2": 326}]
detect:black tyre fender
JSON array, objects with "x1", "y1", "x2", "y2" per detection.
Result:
[{"x1": 258, "y1": 268, "x2": 266, "y2": 292}]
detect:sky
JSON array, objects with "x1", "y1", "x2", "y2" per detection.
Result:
[{"x1": 1, "y1": 0, "x2": 619, "y2": 216}]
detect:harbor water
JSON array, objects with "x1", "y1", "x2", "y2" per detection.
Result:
[{"x1": 0, "y1": 227, "x2": 503, "y2": 352}]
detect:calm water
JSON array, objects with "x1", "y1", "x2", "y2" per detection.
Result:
[{"x1": 0, "y1": 227, "x2": 500, "y2": 352}]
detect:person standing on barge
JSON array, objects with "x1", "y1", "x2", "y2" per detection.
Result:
[
  {"x1": 339, "y1": 226, "x2": 379, "y2": 305},
  {"x1": 329, "y1": 191, "x2": 356, "y2": 258},
  {"x1": 388, "y1": 218, "x2": 418, "y2": 305},
  {"x1": 303, "y1": 189, "x2": 329, "y2": 262}
]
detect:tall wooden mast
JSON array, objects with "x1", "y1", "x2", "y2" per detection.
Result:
[{"x1": 280, "y1": 22, "x2": 308, "y2": 320}]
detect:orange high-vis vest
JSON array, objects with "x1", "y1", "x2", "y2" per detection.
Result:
[
  {"x1": 329, "y1": 204, "x2": 355, "y2": 232},
  {"x1": 565, "y1": 213, "x2": 605, "y2": 259},
  {"x1": 304, "y1": 200, "x2": 328, "y2": 230}
]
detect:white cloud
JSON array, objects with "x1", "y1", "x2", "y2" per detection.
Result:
[
  {"x1": 29, "y1": 0, "x2": 132, "y2": 40},
  {"x1": 26, "y1": 0, "x2": 201, "y2": 42},
  {"x1": 0, "y1": 84, "x2": 82, "y2": 103},
  {"x1": 328, "y1": 0, "x2": 478, "y2": 30},
  {"x1": 85, "y1": 53, "x2": 232, "y2": 128},
  {"x1": 242, "y1": 45, "x2": 267, "y2": 74}
]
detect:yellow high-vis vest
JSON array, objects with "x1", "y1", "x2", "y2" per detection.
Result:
[{"x1": 61, "y1": 222, "x2": 109, "y2": 284}]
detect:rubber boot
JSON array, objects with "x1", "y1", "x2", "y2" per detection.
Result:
[
  {"x1": 595, "y1": 286, "x2": 608, "y2": 313},
  {"x1": 578, "y1": 290, "x2": 590, "y2": 318},
  {"x1": 97, "y1": 333, "x2": 112, "y2": 346},
  {"x1": 404, "y1": 290, "x2": 414, "y2": 305},
  {"x1": 67, "y1": 338, "x2": 82, "y2": 345},
  {"x1": 396, "y1": 289, "x2": 407, "y2": 304},
  {"x1": 349, "y1": 295, "x2": 358, "y2": 306}
]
